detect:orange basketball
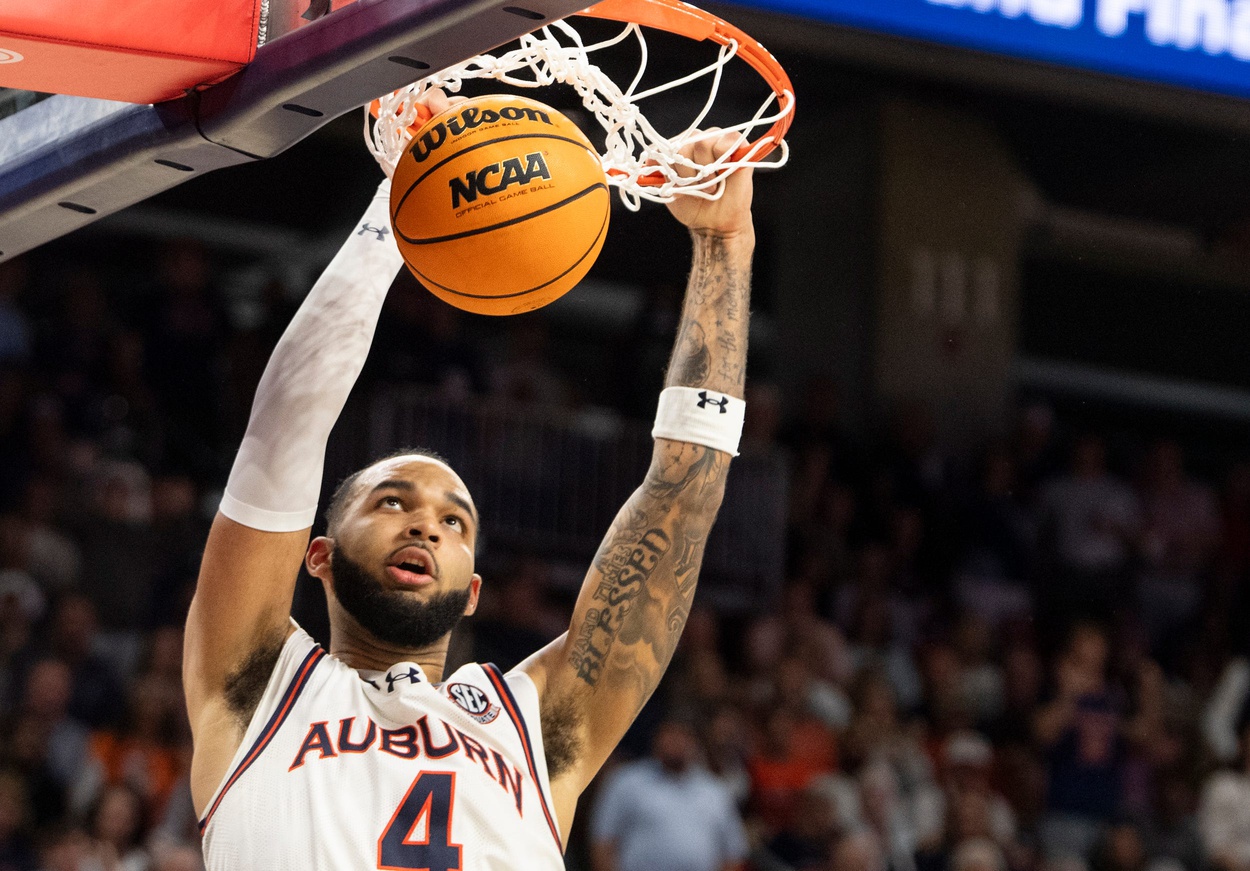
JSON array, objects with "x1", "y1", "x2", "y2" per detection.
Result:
[{"x1": 390, "y1": 95, "x2": 610, "y2": 316}]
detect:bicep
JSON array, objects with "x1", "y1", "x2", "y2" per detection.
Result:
[{"x1": 184, "y1": 513, "x2": 309, "y2": 715}]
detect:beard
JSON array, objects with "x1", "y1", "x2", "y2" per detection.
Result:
[{"x1": 330, "y1": 546, "x2": 472, "y2": 649}]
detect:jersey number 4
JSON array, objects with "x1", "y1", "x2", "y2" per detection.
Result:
[{"x1": 378, "y1": 772, "x2": 463, "y2": 871}]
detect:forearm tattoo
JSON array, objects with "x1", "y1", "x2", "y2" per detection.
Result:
[{"x1": 567, "y1": 232, "x2": 751, "y2": 706}]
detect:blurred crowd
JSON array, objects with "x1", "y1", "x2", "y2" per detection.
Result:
[{"x1": 4, "y1": 247, "x2": 1250, "y2": 871}]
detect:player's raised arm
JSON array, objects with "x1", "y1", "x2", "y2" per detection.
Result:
[
  {"x1": 519, "y1": 132, "x2": 754, "y2": 826},
  {"x1": 183, "y1": 90, "x2": 462, "y2": 811},
  {"x1": 181, "y1": 171, "x2": 408, "y2": 808}
]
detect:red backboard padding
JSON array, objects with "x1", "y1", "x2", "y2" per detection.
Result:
[{"x1": 0, "y1": 0, "x2": 262, "y2": 103}]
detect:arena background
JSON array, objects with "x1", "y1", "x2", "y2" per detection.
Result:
[{"x1": 5, "y1": 1, "x2": 1250, "y2": 869}]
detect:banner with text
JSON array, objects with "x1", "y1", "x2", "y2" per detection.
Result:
[{"x1": 729, "y1": 0, "x2": 1250, "y2": 100}]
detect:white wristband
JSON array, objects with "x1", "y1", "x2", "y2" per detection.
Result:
[{"x1": 651, "y1": 386, "x2": 745, "y2": 457}]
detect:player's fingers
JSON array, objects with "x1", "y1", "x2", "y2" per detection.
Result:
[
  {"x1": 713, "y1": 129, "x2": 748, "y2": 161},
  {"x1": 692, "y1": 128, "x2": 722, "y2": 166},
  {"x1": 674, "y1": 128, "x2": 722, "y2": 178},
  {"x1": 420, "y1": 87, "x2": 454, "y2": 116}
]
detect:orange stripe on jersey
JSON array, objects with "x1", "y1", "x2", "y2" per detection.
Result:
[
  {"x1": 199, "y1": 646, "x2": 326, "y2": 832},
  {"x1": 482, "y1": 664, "x2": 563, "y2": 853}
]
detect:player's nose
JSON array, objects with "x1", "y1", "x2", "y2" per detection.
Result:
[{"x1": 405, "y1": 512, "x2": 440, "y2": 544}]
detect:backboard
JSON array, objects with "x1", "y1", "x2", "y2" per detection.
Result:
[{"x1": 0, "y1": 0, "x2": 593, "y2": 263}]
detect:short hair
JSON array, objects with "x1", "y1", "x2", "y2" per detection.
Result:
[{"x1": 324, "y1": 447, "x2": 458, "y2": 536}]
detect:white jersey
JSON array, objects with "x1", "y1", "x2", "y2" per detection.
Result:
[{"x1": 199, "y1": 623, "x2": 564, "y2": 870}]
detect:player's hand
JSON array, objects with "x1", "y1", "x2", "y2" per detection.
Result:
[
  {"x1": 413, "y1": 87, "x2": 469, "y2": 123},
  {"x1": 665, "y1": 129, "x2": 754, "y2": 240}
]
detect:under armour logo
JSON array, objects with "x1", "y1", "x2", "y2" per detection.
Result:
[
  {"x1": 358, "y1": 222, "x2": 390, "y2": 241},
  {"x1": 697, "y1": 390, "x2": 729, "y2": 413},
  {"x1": 384, "y1": 666, "x2": 423, "y2": 692}
]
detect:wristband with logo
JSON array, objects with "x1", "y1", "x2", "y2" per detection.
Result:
[{"x1": 651, "y1": 386, "x2": 745, "y2": 457}]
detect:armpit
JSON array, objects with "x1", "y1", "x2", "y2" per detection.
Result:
[
  {"x1": 222, "y1": 632, "x2": 286, "y2": 727},
  {"x1": 540, "y1": 690, "x2": 585, "y2": 781}
]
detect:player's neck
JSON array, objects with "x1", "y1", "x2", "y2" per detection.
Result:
[{"x1": 331, "y1": 631, "x2": 451, "y2": 683}]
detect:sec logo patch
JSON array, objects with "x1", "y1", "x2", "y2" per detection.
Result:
[{"x1": 446, "y1": 683, "x2": 500, "y2": 724}]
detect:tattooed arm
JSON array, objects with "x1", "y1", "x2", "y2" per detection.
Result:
[{"x1": 516, "y1": 133, "x2": 754, "y2": 838}]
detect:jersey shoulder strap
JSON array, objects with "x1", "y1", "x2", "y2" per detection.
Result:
[{"x1": 482, "y1": 664, "x2": 563, "y2": 852}]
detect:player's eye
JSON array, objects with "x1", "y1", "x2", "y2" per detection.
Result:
[
  {"x1": 445, "y1": 516, "x2": 462, "y2": 528},
  {"x1": 381, "y1": 496, "x2": 403, "y2": 508}
]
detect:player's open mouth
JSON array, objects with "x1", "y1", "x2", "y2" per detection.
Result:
[
  {"x1": 387, "y1": 547, "x2": 436, "y2": 586},
  {"x1": 387, "y1": 564, "x2": 434, "y2": 586}
]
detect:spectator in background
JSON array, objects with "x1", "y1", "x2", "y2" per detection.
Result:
[
  {"x1": 829, "y1": 830, "x2": 888, "y2": 871},
  {"x1": 14, "y1": 476, "x2": 80, "y2": 592},
  {"x1": 146, "y1": 474, "x2": 207, "y2": 628},
  {"x1": 1199, "y1": 717, "x2": 1250, "y2": 871},
  {"x1": 986, "y1": 637, "x2": 1044, "y2": 747},
  {"x1": 1037, "y1": 435, "x2": 1140, "y2": 630},
  {"x1": 85, "y1": 784, "x2": 150, "y2": 871},
  {"x1": 0, "y1": 571, "x2": 41, "y2": 704},
  {"x1": 591, "y1": 717, "x2": 747, "y2": 871},
  {"x1": 953, "y1": 616, "x2": 1005, "y2": 729},
  {"x1": 1091, "y1": 821, "x2": 1151, "y2": 871},
  {"x1": 761, "y1": 784, "x2": 841, "y2": 871},
  {"x1": 91, "y1": 329, "x2": 161, "y2": 465},
  {"x1": 955, "y1": 445, "x2": 1035, "y2": 628},
  {"x1": 44, "y1": 595, "x2": 126, "y2": 730},
  {"x1": 15, "y1": 659, "x2": 92, "y2": 818},
  {"x1": 146, "y1": 842, "x2": 202, "y2": 871},
  {"x1": 1135, "y1": 440, "x2": 1220, "y2": 656},
  {"x1": 844, "y1": 669, "x2": 929, "y2": 776},
  {"x1": 0, "y1": 769, "x2": 37, "y2": 871},
  {"x1": 73, "y1": 460, "x2": 159, "y2": 649},
  {"x1": 917, "y1": 639, "x2": 971, "y2": 739},
  {"x1": 87, "y1": 676, "x2": 183, "y2": 824},
  {"x1": 702, "y1": 703, "x2": 752, "y2": 809},
  {"x1": 932, "y1": 732, "x2": 1020, "y2": 861},
  {"x1": 950, "y1": 838, "x2": 1006, "y2": 871},
  {"x1": 33, "y1": 825, "x2": 93, "y2": 871},
  {"x1": 666, "y1": 607, "x2": 733, "y2": 724},
  {"x1": 749, "y1": 705, "x2": 836, "y2": 835},
  {"x1": 841, "y1": 548, "x2": 924, "y2": 712},
  {"x1": 1034, "y1": 622, "x2": 1127, "y2": 863},
  {"x1": 858, "y1": 756, "x2": 931, "y2": 871}
]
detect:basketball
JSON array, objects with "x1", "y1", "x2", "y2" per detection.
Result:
[{"x1": 389, "y1": 95, "x2": 611, "y2": 316}]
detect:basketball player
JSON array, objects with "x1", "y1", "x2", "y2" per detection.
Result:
[{"x1": 184, "y1": 88, "x2": 756, "y2": 869}]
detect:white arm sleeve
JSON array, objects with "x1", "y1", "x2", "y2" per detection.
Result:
[{"x1": 219, "y1": 179, "x2": 405, "y2": 532}]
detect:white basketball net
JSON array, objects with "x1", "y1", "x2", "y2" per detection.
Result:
[{"x1": 365, "y1": 18, "x2": 793, "y2": 210}]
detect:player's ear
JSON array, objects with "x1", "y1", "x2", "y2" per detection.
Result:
[
  {"x1": 306, "y1": 536, "x2": 334, "y2": 582},
  {"x1": 463, "y1": 574, "x2": 483, "y2": 616}
]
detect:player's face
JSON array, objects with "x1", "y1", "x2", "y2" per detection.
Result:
[{"x1": 324, "y1": 456, "x2": 481, "y2": 648}]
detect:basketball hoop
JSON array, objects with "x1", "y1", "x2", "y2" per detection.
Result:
[{"x1": 366, "y1": 0, "x2": 795, "y2": 210}]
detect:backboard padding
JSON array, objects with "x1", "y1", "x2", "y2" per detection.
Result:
[{"x1": 0, "y1": 0, "x2": 592, "y2": 262}]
